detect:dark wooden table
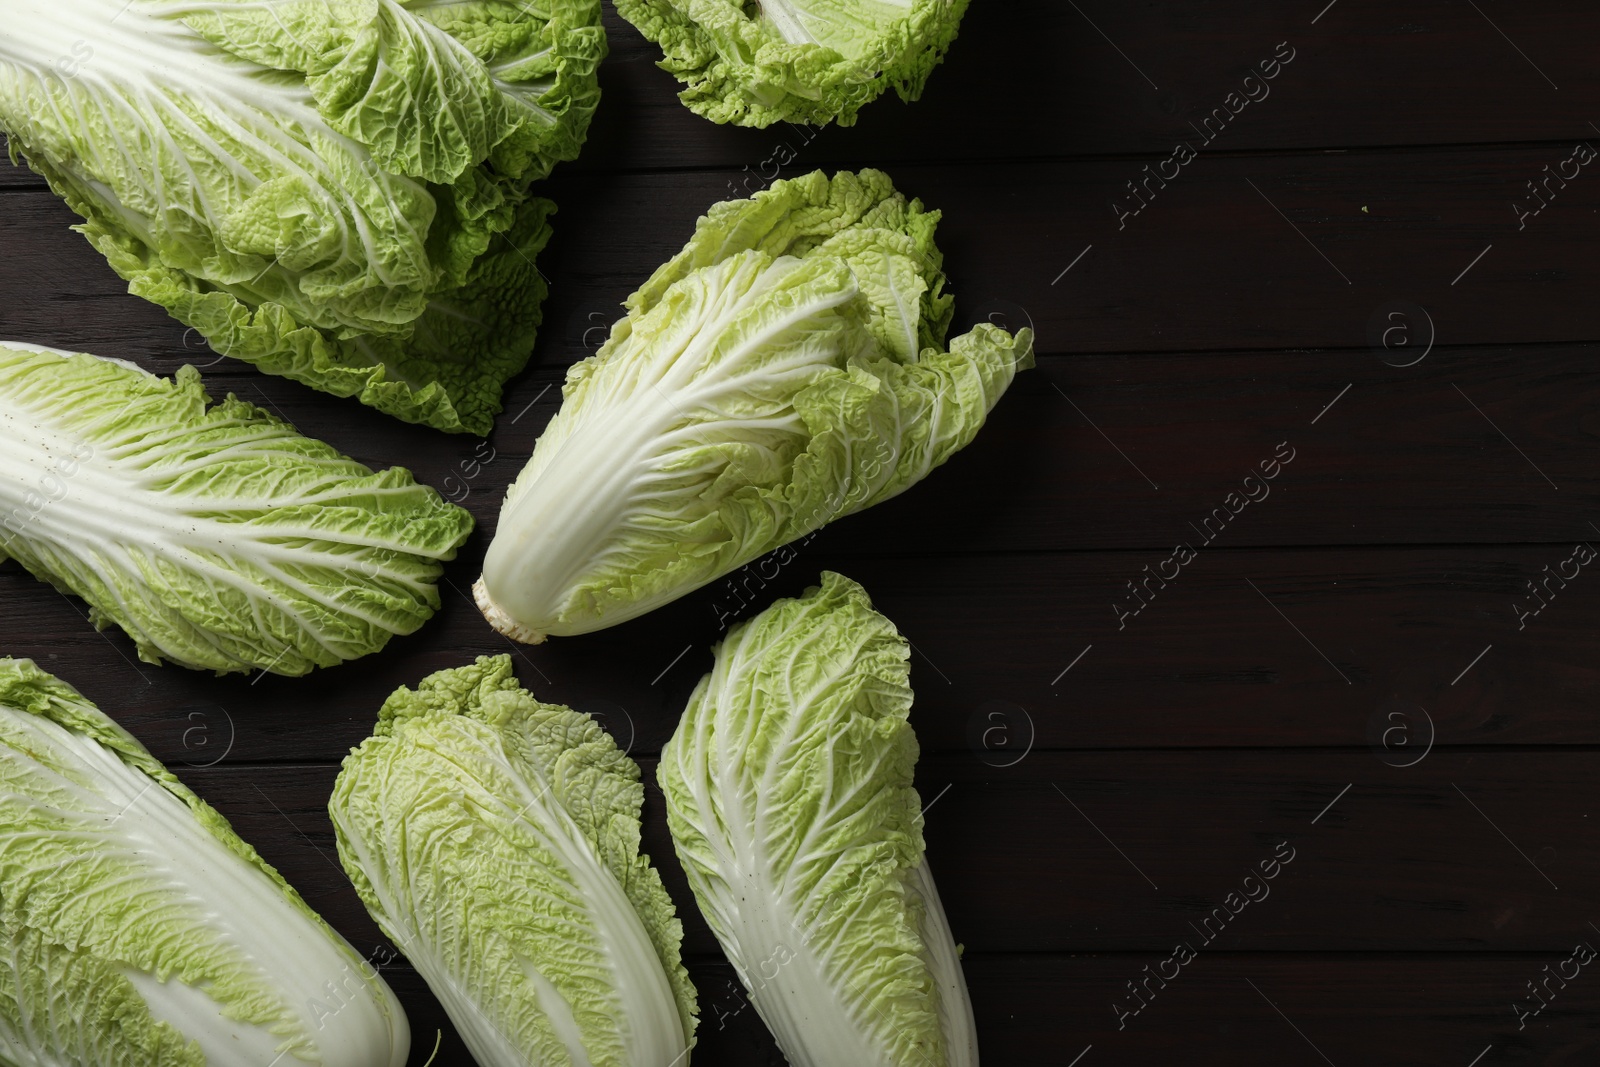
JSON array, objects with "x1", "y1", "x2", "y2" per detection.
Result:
[{"x1": 5, "y1": 3, "x2": 1600, "y2": 1064}]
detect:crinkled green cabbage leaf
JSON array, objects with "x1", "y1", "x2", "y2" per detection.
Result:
[
  {"x1": 0, "y1": 0, "x2": 605, "y2": 433},
  {"x1": 0, "y1": 343, "x2": 473, "y2": 675},
  {"x1": 0, "y1": 657, "x2": 410, "y2": 1066},
  {"x1": 475, "y1": 169, "x2": 1032, "y2": 642},
  {"x1": 329, "y1": 655, "x2": 698, "y2": 1067},
  {"x1": 659, "y1": 572, "x2": 977, "y2": 1066},
  {"x1": 615, "y1": 0, "x2": 971, "y2": 126}
]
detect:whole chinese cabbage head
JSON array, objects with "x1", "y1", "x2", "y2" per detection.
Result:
[
  {"x1": 0, "y1": 0, "x2": 606, "y2": 434},
  {"x1": 660, "y1": 572, "x2": 977, "y2": 1066},
  {"x1": 475, "y1": 169, "x2": 1032, "y2": 643},
  {"x1": 0, "y1": 657, "x2": 410, "y2": 1066},
  {"x1": 330, "y1": 655, "x2": 698, "y2": 1067},
  {"x1": 0, "y1": 342, "x2": 474, "y2": 676},
  {"x1": 615, "y1": 0, "x2": 972, "y2": 126}
]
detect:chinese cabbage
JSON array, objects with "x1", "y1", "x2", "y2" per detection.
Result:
[
  {"x1": 475, "y1": 169, "x2": 1032, "y2": 642},
  {"x1": 330, "y1": 655, "x2": 698, "y2": 1067},
  {"x1": 0, "y1": 657, "x2": 410, "y2": 1067},
  {"x1": 0, "y1": 0, "x2": 606, "y2": 433},
  {"x1": 659, "y1": 571, "x2": 977, "y2": 1066},
  {"x1": 615, "y1": 0, "x2": 971, "y2": 127},
  {"x1": 0, "y1": 343, "x2": 473, "y2": 675}
]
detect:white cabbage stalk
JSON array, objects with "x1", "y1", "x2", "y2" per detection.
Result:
[
  {"x1": 660, "y1": 572, "x2": 978, "y2": 1066},
  {"x1": 0, "y1": 657, "x2": 409, "y2": 1066}
]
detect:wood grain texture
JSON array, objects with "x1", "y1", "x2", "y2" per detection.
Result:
[
  {"x1": 174, "y1": 756, "x2": 1597, "y2": 957},
  {"x1": 7, "y1": 145, "x2": 1600, "y2": 360},
  {"x1": 571, "y1": 0, "x2": 1600, "y2": 170},
  {"x1": 7, "y1": 541, "x2": 1599, "y2": 761},
  {"x1": 376, "y1": 952, "x2": 1600, "y2": 1067},
  {"x1": 1, "y1": 1, "x2": 1599, "y2": 1064}
]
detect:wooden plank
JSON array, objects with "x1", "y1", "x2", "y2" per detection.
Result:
[
  {"x1": 530, "y1": 149, "x2": 1600, "y2": 355},
  {"x1": 175, "y1": 750, "x2": 1597, "y2": 956},
  {"x1": 381, "y1": 953, "x2": 1600, "y2": 1066},
  {"x1": 956, "y1": 953, "x2": 1600, "y2": 1067},
  {"x1": 3, "y1": 1, "x2": 1597, "y2": 185},
  {"x1": 800, "y1": 346, "x2": 1600, "y2": 554},
  {"x1": 194, "y1": 343, "x2": 1600, "y2": 556},
  {"x1": 5, "y1": 144, "x2": 1600, "y2": 361},
  {"x1": 3, "y1": 334, "x2": 1597, "y2": 558},
  {"x1": 7, "y1": 540, "x2": 1596, "y2": 760},
  {"x1": 576, "y1": 1, "x2": 1600, "y2": 170}
]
